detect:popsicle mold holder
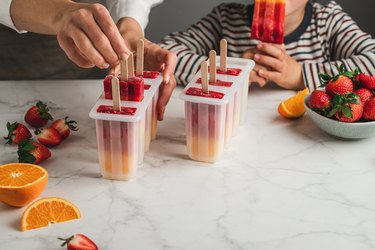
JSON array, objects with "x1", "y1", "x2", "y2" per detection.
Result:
[
  {"x1": 89, "y1": 73, "x2": 162, "y2": 181},
  {"x1": 180, "y1": 57, "x2": 254, "y2": 163}
]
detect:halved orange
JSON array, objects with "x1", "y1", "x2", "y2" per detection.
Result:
[
  {"x1": 0, "y1": 163, "x2": 48, "y2": 207},
  {"x1": 21, "y1": 197, "x2": 81, "y2": 231},
  {"x1": 278, "y1": 88, "x2": 309, "y2": 118}
]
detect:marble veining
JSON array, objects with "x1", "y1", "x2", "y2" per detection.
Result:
[{"x1": 0, "y1": 81, "x2": 374, "y2": 250}]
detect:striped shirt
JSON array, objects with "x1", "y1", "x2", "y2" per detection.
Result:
[{"x1": 159, "y1": 1, "x2": 375, "y2": 90}]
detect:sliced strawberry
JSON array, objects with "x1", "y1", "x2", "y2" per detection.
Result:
[
  {"x1": 354, "y1": 88, "x2": 373, "y2": 104},
  {"x1": 320, "y1": 64, "x2": 355, "y2": 97},
  {"x1": 24, "y1": 101, "x2": 53, "y2": 128},
  {"x1": 363, "y1": 97, "x2": 375, "y2": 121},
  {"x1": 17, "y1": 140, "x2": 51, "y2": 164},
  {"x1": 59, "y1": 234, "x2": 98, "y2": 250},
  {"x1": 51, "y1": 117, "x2": 78, "y2": 140},
  {"x1": 35, "y1": 127, "x2": 62, "y2": 147},
  {"x1": 4, "y1": 122, "x2": 32, "y2": 145}
]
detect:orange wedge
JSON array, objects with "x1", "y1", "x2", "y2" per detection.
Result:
[
  {"x1": 0, "y1": 163, "x2": 48, "y2": 207},
  {"x1": 21, "y1": 197, "x2": 81, "y2": 231},
  {"x1": 278, "y1": 88, "x2": 309, "y2": 118}
]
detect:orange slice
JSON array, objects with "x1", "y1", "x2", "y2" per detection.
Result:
[
  {"x1": 0, "y1": 163, "x2": 48, "y2": 207},
  {"x1": 278, "y1": 88, "x2": 309, "y2": 118},
  {"x1": 21, "y1": 197, "x2": 81, "y2": 231}
]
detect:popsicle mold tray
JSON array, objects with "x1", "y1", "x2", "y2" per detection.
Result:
[
  {"x1": 180, "y1": 57, "x2": 254, "y2": 163},
  {"x1": 89, "y1": 72, "x2": 162, "y2": 180}
]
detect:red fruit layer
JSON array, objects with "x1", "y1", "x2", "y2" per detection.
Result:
[
  {"x1": 97, "y1": 105, "x2": 137, "y2": 115},
  {"x1": 196, "y1": 78, "x2": 233, "y2": 87},
  {"x1": 141, "y1": 71, "x2": 160, "y2": 79},
  {"x1": 208, "y1": 66, "x2": 242, "y2": 76},
  {"x1": 144, "y1": 84, "x2": 151, "y2": 90},
  {"x1": 104, "y1": 75, "x2": 144, "y2": 102},
  {"x1": 251, "y1": 1, "x2": 285, "y2": 44},
  {"x1": 186, "y1": 87, "x2": 225, "y2": 99}
]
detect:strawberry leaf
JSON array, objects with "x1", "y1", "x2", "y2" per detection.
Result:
[{"x1": 342, "y1": 107, "x2": 353, "y2": 119}]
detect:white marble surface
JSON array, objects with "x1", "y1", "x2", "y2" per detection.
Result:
[{"x1": 0, "y1": 80, "x2": 374, "y2": 250}]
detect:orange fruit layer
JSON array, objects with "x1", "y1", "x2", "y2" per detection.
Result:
[
  {"x1": 0, "y1": 163, "x2": 48, "y2": 207},
  {"x1": 21, "y1": 197, "x2": 81, "y2": 231},
  {"x1": 278, "y1": 88, "x2": 309, "y2": 118}
]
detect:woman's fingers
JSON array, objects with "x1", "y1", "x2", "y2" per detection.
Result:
[
  {"x1": 57, "y1": 35, "x2": 94, "y2": 68},
  {"x1": 70, "y1": 26, "x2": 109, "y2": 69},
  {"x1": 157, "y1": 76, "x2": 177, "y2": 121},
  {"x1": 91, "y1": 4, "x2": 130, "y2": 59}
]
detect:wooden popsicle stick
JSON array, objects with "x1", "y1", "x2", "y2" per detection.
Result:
[
  {"x1": 209, "y1": 50, "x2": 217, "y2": 83},
  {"x1": 201, "y1": 61, "x2": 209, "y2": 94},
  {"x1": 111, "y1": 76, "x2": 121, "y2": 111},
  {"x1": 220, "y1": 39, "x2": 227, "y2": 72},
  {"x1": 136, "y1": 39, "x2": 144, "y2": 76},
  {"x1": 128, "y1": 53, "x2": 135, "y2": 77},
  {"x1": 120, "y1": 57, "x2": 129, "y2": 81}
]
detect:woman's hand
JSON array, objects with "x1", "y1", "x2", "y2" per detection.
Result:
[{"x1": 56, "y1": 3, "x2": 131, "y2": 69}]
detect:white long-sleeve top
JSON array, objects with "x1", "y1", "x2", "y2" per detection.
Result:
[{"x1": 0, "y1": 0, "x2": 163, "y2": 33}]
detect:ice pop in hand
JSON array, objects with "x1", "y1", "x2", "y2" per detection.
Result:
[{"x1": 251, "y1": 0, "x2": 286, "y2": 44}]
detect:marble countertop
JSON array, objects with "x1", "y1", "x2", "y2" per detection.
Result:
[{"x1": 0, "y1": 80, "x2": 374, "y2": 250}]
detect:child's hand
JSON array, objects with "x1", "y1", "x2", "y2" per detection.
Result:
[
  {"x1": 253, "y1": 43, "x2": 305, "y2": 90},
  {"x1": 241, "y1": 48, "x2": 268, "y2": 87}
]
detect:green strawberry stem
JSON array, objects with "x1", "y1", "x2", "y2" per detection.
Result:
[{"x1": 58, "y1": 235, "x2": 74, "y2": 247}]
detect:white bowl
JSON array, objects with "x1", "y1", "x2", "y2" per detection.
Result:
[{"x1": 304, "y1": 94, "x2": 375, "y2": 139}]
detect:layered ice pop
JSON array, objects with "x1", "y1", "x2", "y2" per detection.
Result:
[
  {"x1": 90, "y1": 40, "x2": 163, "y2": 180},
  {"x1": 251, "y1": 0, "x2": 286, "y2": 44},
  {"x1": 180, "y1": 40, "x2": 254, "y2": 162}
]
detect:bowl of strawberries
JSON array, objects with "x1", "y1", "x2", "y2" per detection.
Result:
[{"x1": 304, "y1": 65, "x2": 375, "y2": 139}]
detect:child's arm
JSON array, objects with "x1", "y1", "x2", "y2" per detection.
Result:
[
  {"x1": 159, "y1": 6, "x2": 222, "y2": 86},
  {"x1": 301, "y1": 3, "x2": 375, "y2": 90}
]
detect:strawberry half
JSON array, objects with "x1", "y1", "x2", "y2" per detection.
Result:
[
  {"x1": 35, "y1": 127, "x2": 62, "y2": 147},
  {"x1": 328, "y1": 93, "x2": 363, "y2": 122},
  {"x1": 17, "y1": 140, "x2": 51, "y2": 164},
  {"x1": 24, "y1": 101, "x2": 53, "y2": 128},
  {"x1": 51, "y1": 117, "x2": 78, "y2": 140},
  {"x1": 308, "y1": 90, "x2": 331, "y2": 114},
  {"x1": 363, "y1": 97, "x2": 375, "y2": 121},
  {"x1": 320, "y1": 64, "x2": 355, "y2": 97},
  {"x1": 4, "y1": 122, "x2": 32, "y2": 145},
  {"x1": 358, "y1": 73, "x2": 375, "y2": 90},
  {"x1": 59, "y1": 234, "x2": 98, "y2": 250}
]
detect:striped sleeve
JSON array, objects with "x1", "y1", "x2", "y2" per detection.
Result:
[
  {"x1": 159, "y1": 6, "x2": 222, "y2": 86},
  {"x1": 302, "y1": 1, "x2": 375, "y2": 90}
]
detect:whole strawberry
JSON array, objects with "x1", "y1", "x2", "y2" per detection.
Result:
[
  {"x1": 4, "y1": 122, "x2": 32, "y2": 145},
  {"x1": 329, "y1": 93, "x2": 363, "y2": 122},
  {"x1": 354, "y1": 88, "x2": 373, "y2": 104},
  {"x1": 363, "y1": 97, "x2": 375, "y2": 121},
  {"x1": 59, "y1": 234, "x2": 98, "y2": 250},
  {"x1": 24, "y1": 101, "x2": 53, "y2": 128},
  {"x1": 17, "y1": 140, "x2": 51, "y2": 164},
  {"x1": 308, "y1": 90, "x2": 331, "y2": 113},
  {"x1": 35, "y1": 128, "x2": 62, "y2": 147},
  {"x1": 320, "y1": 64, "x2": 355, "y2": 97},
  {"x1": 358, "y1": 73, "x2": 375, "y2": 90},
  {"x1": 51, "y1": 117, "x2": 78, "y2": 140}
]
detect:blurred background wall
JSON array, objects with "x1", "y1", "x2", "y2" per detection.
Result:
[{"x1": 145, "y1": 0, "x2": 375, "y2": 42}]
